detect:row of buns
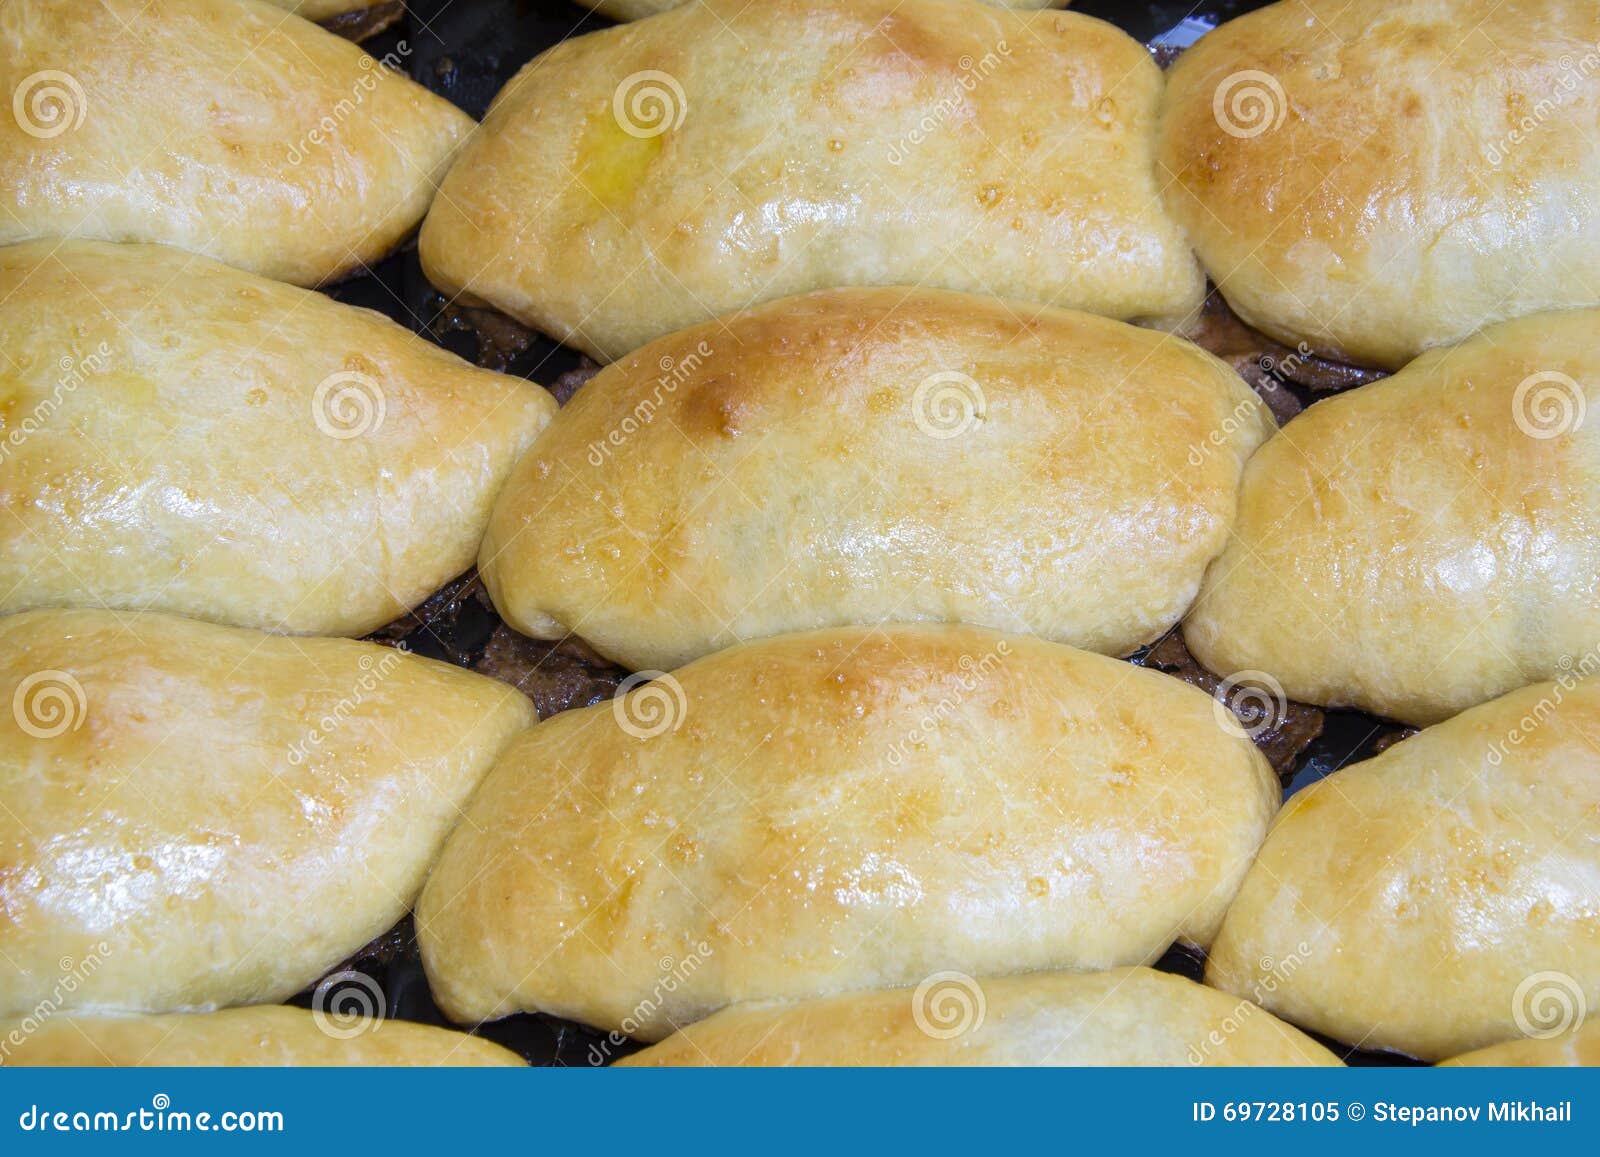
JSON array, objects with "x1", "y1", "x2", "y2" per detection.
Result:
[
  {"x1": 3, "y1": 237, "x2": 1596, "y2": 730},
  {"x1": 6, "y1": 0, "x2": 1598, "y2": 368},
  {"x1": 2, "y1": 609, "x2": 1596, "y2": 1064}
]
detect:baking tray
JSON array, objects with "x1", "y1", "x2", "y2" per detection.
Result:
[{"x1": 303, "y1": 0, "x2": 1421, "y2": 1066}]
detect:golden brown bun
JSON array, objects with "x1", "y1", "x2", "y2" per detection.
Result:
[
  {"x1": 1186, "y1": 308, "x2": 1600, "y2": 727},
  {"x1": 262, "y1": 0, "x2": 385, "y2": 17},
  {"x1": 0, "y1": 240, "x2": 555, "y2": 637},
  {"x1": 481, "y1": 287, "x2": 1271, "y2": 671},
  {"x1": 620, "y1": 967, "x2": 1340, "y2": 1066},
  {"x1": 585, "y1": 0, "x2": 1065, "y2": 18},
  {"x1": 0, "y1": 609, "x2": 536, "y2": 1018},
  {"x1": 417, "y1": 625, "x2": 1279, "y2": 1039},
  {"x1": 0, "y1": 0, "x2": 471, "y2": 286},
  {"x1": 0, "y1": 1007, "x2": 524, "y2": 1067},
  {"x1": 1159, "y1": 0, "x2": 1600, "y2": 370},
  {"x1": 1207, "y1": 678, "x2": 1600, "y2": 1062},
  {"x1": 420, "y1": 0, "x2": 1203, "y2": 362},
  {"x1": 1442, "y1": 1021, "x2": 1600, "y2": 1068}
]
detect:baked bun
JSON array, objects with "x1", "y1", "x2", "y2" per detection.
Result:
[
  {"x1": 418, "y1": 625, "x2": 1278, "y2": 1038},
  {"x1": 0, "y1": 0, "x2": 471, "y2": 285},
  {"x1": 619, "y1": 967, "x2": 1340, "y2": 1067},
  {"x1": 1207, "y1": 677, "x2": 1600, "y2": 1061},
  {"x1": 1186, "y1": 307, "x2": 1600, "y2": 726},
  {"x1": 581, "y1": 0, "x2": 1065, "y2": 19},
  {"x1": 0, "y1": 609, "x2": 535, "y2": 1018},
  {"x1": 1441, "y1": 1021, "x2": 1600, "y2": 1068},
  {"x1": 0, "y1": 1007, "x2": 524, "y2": 1067},
  {"x1": 1159, "y1": 0, "x2": 1600, "y2": 369},
  {"x1": 420, "y1": 0, "x2": 1203, "y2": 361},
  {"x1": 482, "y1": 287, "x2": 1270, "y2": 671},
  {"x1": 0, "y1": 240, "x2": 555, "y2": 637}
]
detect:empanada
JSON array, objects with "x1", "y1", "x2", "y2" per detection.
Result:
[
  {"x1": 1158, "y1": 0, "x2": 1600, "y2": 370},
  {"x1": 1442, "y1": 1022, "x2": 1600, "y2": 1068},
  {"x1": 480, "y1": 288, "x2": 1271, "y2": 672},
  {"x1": 262, "y1": 0, "x2": 389, "y2": 17},
  {"x1": 619, "y1": 968, "x2": 1340, "y2": 1067},
  {"x1": 417, "y1": 625, "x2": 1279, "y2": 1039},
  {"x1": 581, "y1": 0, "x2": 1065, "y2": 20},
  {"x1": 0, "y1": 240, "x2": 555, "y2": 638},
  {"x1": 0, "y1": 0, "x2": 471, "y2": 286},
  {"x1": 1206, "y1": 678, "x2": 1600, "y2": 1061},
  {"x1": 0, "y1": 609, "x2": 535, "y2": 1018},
  {"x1": 419, "y1": 0, "x2": 1204, "y2": 361},
  {"x1": 0, "y1": 1007, "x2": 523, "y2": 1067},
  {"x1": 1185, "y1": 308, "x2": 1600, "y2": 727}
]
